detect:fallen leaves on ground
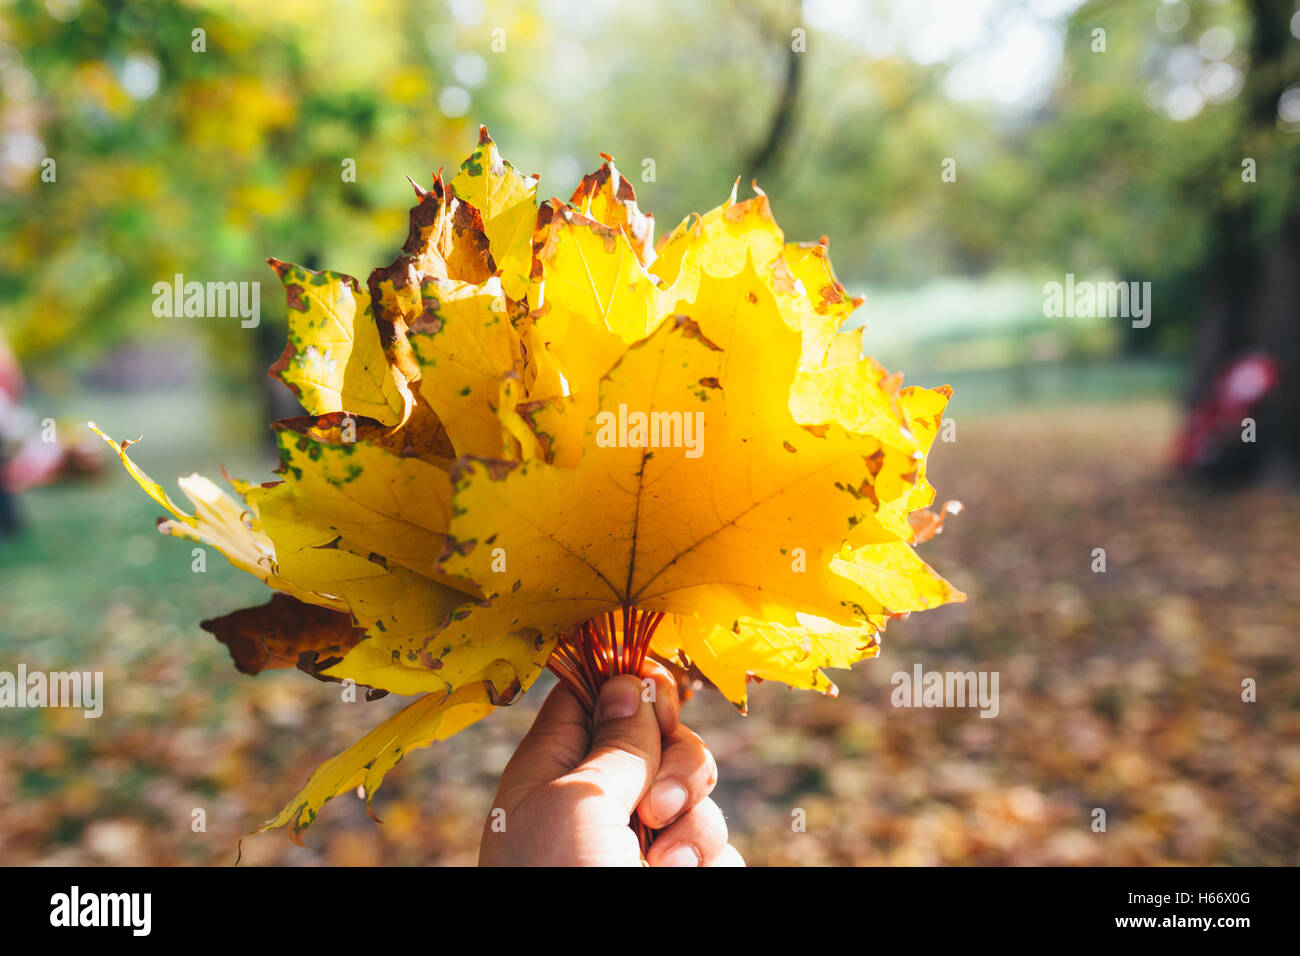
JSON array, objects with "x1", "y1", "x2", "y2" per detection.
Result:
[{"x1": 4, "y1": 398, "x2": 1296, "y2": 864}]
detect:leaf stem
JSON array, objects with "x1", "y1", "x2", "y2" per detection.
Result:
[{"x1": 546, "y1": 606, "x2": 667, "y2": 858}]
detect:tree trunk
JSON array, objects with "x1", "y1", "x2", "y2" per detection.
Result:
[{"x1": 1186, "y1": 0, "x2": 1299, "y2": 484}]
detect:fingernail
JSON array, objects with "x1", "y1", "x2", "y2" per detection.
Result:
[
  {"x1": 595, "y1": 677, "x2": 641, "y2": 722},
  {"x1": 658, "y1": 842, "x2": 702, "y2": 867},
  {"x1": 650, "y1": 780, "x2": 688, "y2": 822}
]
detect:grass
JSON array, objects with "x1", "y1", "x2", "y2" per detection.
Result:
[{"x1": 1, "y1": 389, "x2": 273, "y2": 653}]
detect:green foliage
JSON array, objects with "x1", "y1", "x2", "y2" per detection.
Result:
[
  {"x1": 0, "y1": 0, "x2": 472, "y2": 363},
  {"x1": 2, "y1": 0, "x2": 1296, "y2": 368}
]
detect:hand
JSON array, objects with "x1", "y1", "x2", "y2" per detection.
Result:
[{"x1": 478, "y1": 663, "x2": 744, "y2": 866}]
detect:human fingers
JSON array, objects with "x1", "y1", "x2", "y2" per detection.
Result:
[
  {"x1": 495, "y1": 679, "x2": 591, "y2": 802},
  {"x1": 559, "y1": 674, "x2": 661, "y2": 818},
  {"x1": 639, "y1": 658, "x2": 680, "y2": 737},
  {"x1": 645, "y1": 796, "x2": 730, "y2": 867},
  {"x1": 635, "y1": 723, "x2": 717, "y2": 830},
  {"x1": 706, "y1": 844, "x2": 746, "y2": 867}
]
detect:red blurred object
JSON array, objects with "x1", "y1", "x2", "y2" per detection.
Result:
[
  {"x1": 0, "y1": 328, "x2": 103, "y2": 499},
  {"x1": 0, "y1": 333, "x2": 22, "y2": 405},
  {"x1": 0, "y1": 331, "x2": 25, "y2": 532},
  {"x1": 1172, "y1": 353, "x2": 1280, "y2": 469},
  {"x1": 2, "y1": 434, "x2": 103, "y2": 493}
]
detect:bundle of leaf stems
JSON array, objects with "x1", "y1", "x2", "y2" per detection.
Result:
[{"x1": 547, "y1": 607, "x2": 667, "y2": 854}]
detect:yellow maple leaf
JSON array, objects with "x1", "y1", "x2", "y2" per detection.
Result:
[
  {"x1": 266, "y1": 261, "x2": 413, "y2": 427},
  {"x1": 449, "y1": 126, "x2": 538, "y2": 302},
  {"x1": 88, "y1": 424, "x2": 347, "y2": 614},
  {"x1": 98, "y1": 128, "x2": 963, "y2": 838},
  {"x1": 256, "y1": 666, "x2": 513, "y2": 842},
  {"x1": 529, "y1": 199, "x2": 667, "y2": 409},
  {"x1": 568, "y1": 155, "x2": 656, "y2": 264}
]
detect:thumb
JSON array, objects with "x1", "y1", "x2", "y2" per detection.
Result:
[{"x1": 565, "y1": 674, "x2": 661, "y2": 818}]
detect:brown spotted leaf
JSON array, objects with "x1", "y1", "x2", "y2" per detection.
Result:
[{"x1": 201, "y1": 593, "x2": 366, "y2": 677}]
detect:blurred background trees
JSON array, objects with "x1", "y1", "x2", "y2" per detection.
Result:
[
  {"x1": 0, "y1": 0, "x2": 1296, "y2": 459},
  {"x1": 3, "y1": 0, "x2": 1296, "y2": 455},
  {"x1": 4, "y1": 0, "x2": 1297, "y2": 479}
]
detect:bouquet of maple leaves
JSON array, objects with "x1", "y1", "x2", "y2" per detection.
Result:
[{"x1": 93, "y1": 127, "x2": 963, "y2": 846}]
